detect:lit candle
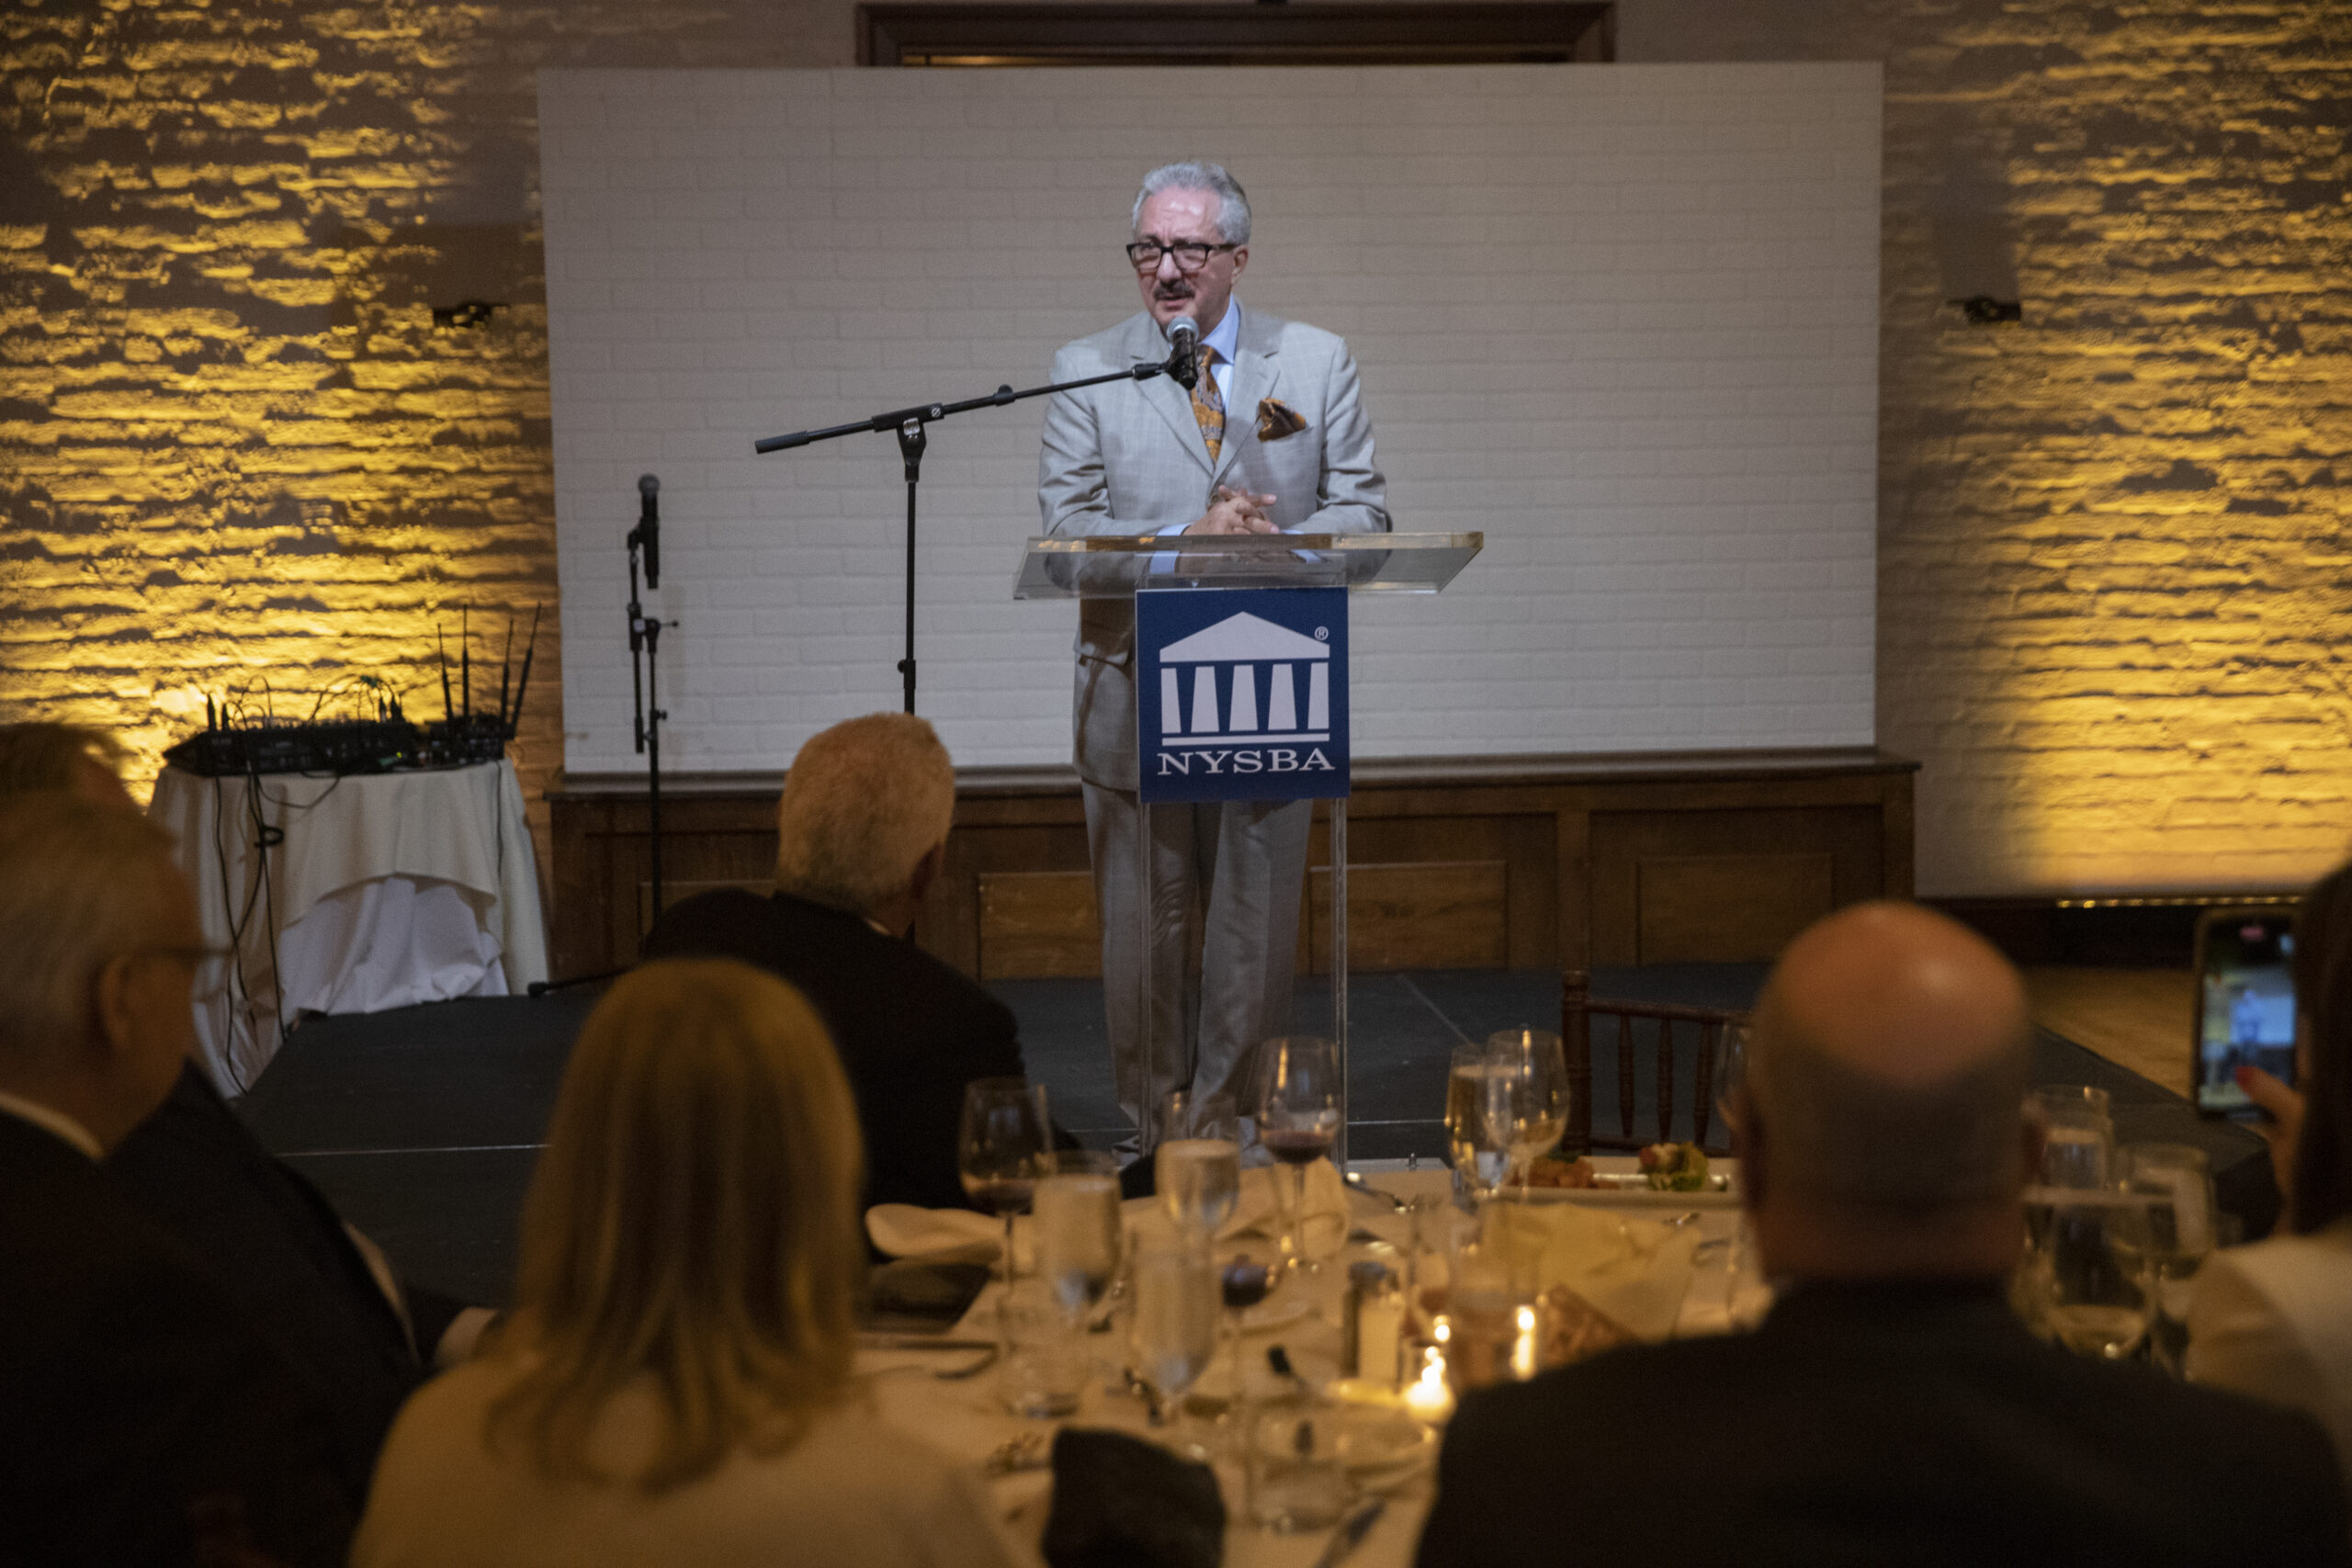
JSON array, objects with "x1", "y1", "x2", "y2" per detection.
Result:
[
  {"x1": 1510, "y1": 1303, "x2": 1538, "y2": 1381},
  {"x1": 1404, "y1": 1347, "x2": 1455, "y2": 1424}
]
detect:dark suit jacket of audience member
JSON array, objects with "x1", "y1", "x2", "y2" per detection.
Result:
[
  {"x1": 107, "y1": 1062, "x2": 437, "y2": 1509},
  {"x1": 1417, "y1": 1280, "x2": 2350, "y2": 1568},
  {"x1": 644, "y1": 888, "x2": 1030, "y2": 1213},
  {"x1": 0, "y1": 1110, "x2": 355, "y2": 1568}
]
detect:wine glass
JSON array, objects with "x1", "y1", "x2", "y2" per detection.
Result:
[
  {"x1": 1481, "y1": 1029, "x2": 1568, "y2": 1191},
  {"x1": 2030, "y1": 1085, "x2": 2116, "y2": 1190},
  {"x1": 1129, "y1": 1239, "x2": 1221, "y2": 1458},
  {"x1": 1157, "y1": 1089, "x2": 1240, "y2": 1240},
  {"x1": 1254, "y1": 1036, "x2": 1342, "y2": 1275},
  {"x1": 958, "y1": 1077, "x2": 1052, "y2": 1280},
  {"x1": 2029, "y1": 1190, "x2": 2153, "y2": 1360},
  {"x1": 2122, "y1": 1143, "x2": 2216, "y2": 1375},
  {"x1": 1444, "y1": 1041, "x2": 1510, "y2": 1200}
]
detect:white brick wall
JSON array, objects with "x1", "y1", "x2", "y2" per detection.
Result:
[{"x1": 539, "y1": 63, "x2": 1882, "y2": 774}]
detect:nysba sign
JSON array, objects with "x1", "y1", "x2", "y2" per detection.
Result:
[{"x1": 1135, "y1": 586, "x2": 1350, "y2": 805}]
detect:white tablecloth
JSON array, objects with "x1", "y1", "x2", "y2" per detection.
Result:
[
  {"x1": 149, "y1": 761, "x2": 548, "y2": 1091},
  {"x1": 861, "y1": 1163, "x2": 1759, "y2": 1568}
]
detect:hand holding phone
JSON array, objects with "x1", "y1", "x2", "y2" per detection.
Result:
[
  {"x1": 2232, "y1": 1063, "x2": 2304, "y2": 1197},
  {"x1": 2194, "y1": 908, "x2": 2297, "y2": 1120}
]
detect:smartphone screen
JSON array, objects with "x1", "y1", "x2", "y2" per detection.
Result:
[{"x1": 2195, "y1": 908, "x2": 2296, "y2": 1117}]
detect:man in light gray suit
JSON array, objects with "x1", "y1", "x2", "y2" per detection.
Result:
[{"x1": 1038, "y1": 162, "x2": 1389, "y2": 1146}]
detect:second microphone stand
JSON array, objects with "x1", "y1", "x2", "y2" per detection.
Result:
[
  {"x1": 754, "y1": 344, "x2": 1195, "y2": 714},
  {"x1": 626, "y1": 517, "x2": 667, "y2": 920}
]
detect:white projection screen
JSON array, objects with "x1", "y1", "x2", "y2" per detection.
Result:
[{"x1": 538, "y1": 63, "x2": 1881, "y2": 777}]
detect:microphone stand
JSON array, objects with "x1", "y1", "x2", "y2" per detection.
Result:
[
  {"x1": 626, "y1": 516, "x2": 668, "y2": 930},
  {"x1": 753, "y1": 346, "x2": 1191, "y2": 715}
]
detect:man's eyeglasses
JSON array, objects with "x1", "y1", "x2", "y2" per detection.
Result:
[{"x1": 1125, "y1": 240, "x2": 1239, "y2": 274}]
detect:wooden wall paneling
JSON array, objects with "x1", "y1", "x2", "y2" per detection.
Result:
[
  {"x1": 1555, "y1": 790, "x2": 1593, "y2": 974},
  {"x1": 1306, "y1": 860, "x2": 1509, "y2": 970},
  {"x1": 626, "y1": 795, "x2": 778, "y2": 956},
  {"x1": 1503, "y1": 813, "x2": 1558, "y2": 969},
  {"x1": 1589, "y1": 805, "x2": 1885, "y2": 966},
  {"x1": 1635, "y1": 852, "x2": 1836, "y2": 964},
  {"x1": 548, "y1": 795, "x2": 605, "y2": 980},
  {"x1": 1883, "y1": 768, "x2": 1917, "y2": 899},
  {"x1": 550, "y1": 750, "x2": 1919, "y2": 986},
  {"x1": 978, "y1": 870, "x2": 1100, "y2": 979}
]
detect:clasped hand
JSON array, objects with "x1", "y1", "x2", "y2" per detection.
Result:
[{"x1": 1186, "y1": 486, "x2": 1280, "y2": 536}]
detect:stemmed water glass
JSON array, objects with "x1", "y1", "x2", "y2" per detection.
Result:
[
  {"x1": 1445, "y1": 1042, "x2": 1510, "y2": 1200},
  {"x1": 957, "y1": 1077, "x2": 1053, "y2": 1280},
  {"x1": 2028, "y1": 1189, "x2": 2153, "y2": 1360},
  {"x1": 2122, "y1": 1143, "x2": 2217, "y2": 1375},
  {"x1": 1129, "y1": 1239, "x2": 1221, "y2": 1459},
  {"x1": 2030, "y1": 1085, "x2": 2116, "y2": 1190},
  {"x1": 1035, "y1": 1149, "x2": 1124, "y2": 1315},
  {"x1": 1254, "y1": 1036, "x2": 1342, "y2": 1275},
  {"x1": 1479, "y1": 1029, "x2": 1569, "y2": 1192},
  {"x1": 1157, "y1": 1089, "x2": 1241, "y2": 1241}
]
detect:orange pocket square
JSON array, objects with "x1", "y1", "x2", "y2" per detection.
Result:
[{"x1": 1255, "y1": 399, "x2": 1308, "y2": 442}]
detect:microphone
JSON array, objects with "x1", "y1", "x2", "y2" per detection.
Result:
[
  {"x1": 1165, "y1": 315, "x2": 1200, "y2": 392},
  {"x1": 635, "y1": 473, "x2": 661, "y2": 590}
]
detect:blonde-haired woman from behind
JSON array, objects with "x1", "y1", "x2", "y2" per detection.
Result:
[{"x1": 352, "y1": 959, "x2": 1038, "y2": 1568}]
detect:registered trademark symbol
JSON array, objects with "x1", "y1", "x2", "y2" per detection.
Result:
[{"x1": 1315, "y1": 626, "x2": 1329, "y2": 640}]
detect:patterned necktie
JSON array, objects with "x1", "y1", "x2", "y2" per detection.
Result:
[{"x1": 1190, "y1": 345, "x2": 1225, "y2": 462}]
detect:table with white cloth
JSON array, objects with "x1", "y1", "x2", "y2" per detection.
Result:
[
  {"x1": 149, "y1": 761, "x2": 548, "y2": 1092},
  {"x1": 859, "y1": 1159, "x2": 1759, "y2": 1568}
]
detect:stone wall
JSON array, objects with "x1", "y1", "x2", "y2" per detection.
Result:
[{"x1": 5, "y1": 0, "x2": 2347, "y2": 900}]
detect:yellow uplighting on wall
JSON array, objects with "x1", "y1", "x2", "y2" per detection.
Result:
[{"x1": 5, "y1": 0, "x2": 2348, "y2": 901}]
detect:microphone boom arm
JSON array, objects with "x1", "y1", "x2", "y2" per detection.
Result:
[
  {"x1": 752, "y1": 358, "x2": 1174, "y2": 455},
  {"x1": 752, "y1": 351, "x2": 1187, "y2": 716}
]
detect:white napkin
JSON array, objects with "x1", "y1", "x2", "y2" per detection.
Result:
[
  {"x1": 866, "y1": 1204, "x2": 1030, "y2": 1270},
  {"x1": 1487, "y1": 1201, "x2": 1700, "y2": 1342},
  {"x1": 1223, "y1": 1159, "x2": 1351, "y2": 1250}
]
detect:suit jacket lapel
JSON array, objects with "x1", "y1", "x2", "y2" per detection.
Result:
[
  {"x1": 1125, "y1": 315, "x2": 1216, "y2": 478},
  {"x1": 1212, "y1": 310, "x2": 1283, "y2": 490}
]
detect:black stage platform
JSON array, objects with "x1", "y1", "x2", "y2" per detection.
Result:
[{"x1": 235, "y1": 967, "x2": 2273, "y2": 1306}]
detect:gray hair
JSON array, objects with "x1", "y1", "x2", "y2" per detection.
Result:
[
  {"x1": 1747, "y1": 1022, "x2": 2031, "y2": 1212},
  {"x1": 774, "y1": 714, "x2": 955, "y2": 917},
  {"x1": 0, "y1": 795, "x2": 182, "y2": 1070},
  {"x1": 1132, "y1": 161, "x2": 1252, "y2": 245}
]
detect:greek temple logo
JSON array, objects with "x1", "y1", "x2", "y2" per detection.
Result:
[{"x1": 1135, "y1": 587, "x2": 1351, "y2": 805}]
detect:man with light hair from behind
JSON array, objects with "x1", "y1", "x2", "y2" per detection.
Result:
[
  {"x1": 0, "y1": 794, "x2": 354, "y2": 1565},
  {"x1": 1418, "y1": 900, "x2": 2350, "y2": 1567},
  {"x1": 644, "y1": 713, "x2": 1037, "y2": 1215}
]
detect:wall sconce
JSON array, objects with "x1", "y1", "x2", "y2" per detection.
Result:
[
  {"x1": 1950, "y1": 296, "x2": 2022, "y2": 324},
  {"x1": 433, "y1": 299, "x2": 505, "y2": 330}
]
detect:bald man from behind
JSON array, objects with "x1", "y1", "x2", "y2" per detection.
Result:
[{"x1": 1417, "y1": 902, "x2": 2349, "y2": 1568}]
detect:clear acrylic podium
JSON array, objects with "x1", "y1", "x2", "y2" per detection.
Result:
[{"x1": 1013, "y1": 532, "x2": 1483, "y2": 1168}]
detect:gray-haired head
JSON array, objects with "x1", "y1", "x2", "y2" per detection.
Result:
[
  {"x1": 0, "y1": 793, "x2": 192, "y2": 1110},
  {"x1": 773, "y1": 713, "x2": 955, "y2": 918},
  {"x1": 1132, "y1": 162, "x2": 1252, "y2": 245}
]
